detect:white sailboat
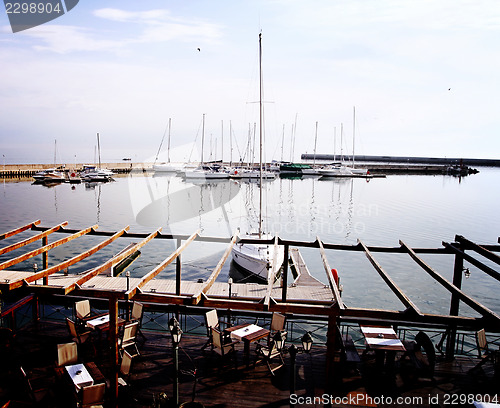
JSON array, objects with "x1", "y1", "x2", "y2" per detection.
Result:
[
  {"x1": 153, "y1": 118, "x2": 185, "y2": 173},
  {"x1": 301, "y1": 121, "x2": 321, "y2": 176},
  {"x1": 81, "y1": 133, "x2": 114, "y2": 182},
  {"x1": 344, "y1": 106, "x2": 369, "y2": 176},
  {"x1": 33, "y1": 140, "x2": 66, "y2": 183},
  {"x1": 232, "y1": 33, "x2": 284, "y2": 282},
  {"x1": 184, "y1": 114, "x2": 229, "y2": 180}
]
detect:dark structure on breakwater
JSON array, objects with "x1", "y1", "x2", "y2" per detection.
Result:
[{"x1": 301, "y1": 154, "x2": 500, "y2": 167}]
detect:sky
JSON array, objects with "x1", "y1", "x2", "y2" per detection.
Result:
[{"x1": 1, "y1": 0, "x2": 499, "y2": 165}]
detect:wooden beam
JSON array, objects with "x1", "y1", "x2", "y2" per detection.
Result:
[
  {"x1": 358, "y1": 239, "x2": 422, "y2": 316},
  {"x1": 125, "y1": 230, "x2": 198, "y2": 299},
  {"x1": 400, "y1": 240, "x2": 500, "y2": 321},
  {"x1": 0, "y1": 222, "x2": 68, "y2": 256},
  {"x1": 0, "y1": 220, "x2": 41, "y2": 240},
  {"x1": 191, "y1": 232, "x2": 238, "y2": 304},
  {"x1": 66, "y1": 228, "x2": 162, "y2": 294},
  {"x1": 6, "y1": 226, "x2": 129, "y2": 291},
  {"x1": 0, "y1": 224, "x2": 98, "y2": 271},
  {"x1": 455, "y1": 235, "x2": 500, "y2": 266},
  {"x1": 443, "y1": 241, "x2": 500, "y2": 282},
  {"x1": 317, "y1": 236, "x2": 344, "y2": 310},
  {"x1": 263, "y1": 235, "x2": 280, "y2": 308}
]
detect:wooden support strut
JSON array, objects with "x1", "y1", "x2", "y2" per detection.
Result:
[
  {"x1": 0, "y1": 224, "x2": 98, "y2": 271},
  {"x1": 0, "y1": 220, "x2": 41, "y2": 240},
  {"x1": 125, "y1": 230, "x2": 199, "y2": 300},
  {"x1": 443, "y1": 241, "x2": 500, "y2": 282},
  {"x1": 67, "y1": 228, "x2": 162, "y2": 293},
  {"x1": 400, "y1": 240, "x2": 500, "y2": 322},
  {"x1": 317, "y1": 236, "x2": 344, "y2": 310},
  {"x1": 455, "y1": 235, "x2": 500, "y2": 266},
  {"x1": 0, "y1": 221, "x2": 68, "y2": 255},
  {"x1": 358, "y1": 239, "x2": 422, "y2": 316},
  {"x1": 192, "y1": 232, "x2": 238, "y2": 305},
  {"x1": 6, "y1": 226, "x2": 128, "y2": 291}
]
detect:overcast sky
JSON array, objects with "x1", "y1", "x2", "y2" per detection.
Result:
[{"x1": 1, "y1": 0, "x2": 499, "y2": 165}]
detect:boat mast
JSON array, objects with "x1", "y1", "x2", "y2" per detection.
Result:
[
  {"x1": 97, "y1": 133, "x2": 101, "y2": 169},
  {"x1": 352, "y1": 106, "x2": 356, "y2": 168},
  {"x1": 313, "y1": 121, "x2": 318, "y2": 168},
  {"x1": 167, "y1": 117, "x2": 171, "y2": 163},
  {"x1": 201, "y1": 114, "x2": 205, "y2": 165},
  {"x1": 259, "y1": 32, "x2": 263, "y2": 237}
]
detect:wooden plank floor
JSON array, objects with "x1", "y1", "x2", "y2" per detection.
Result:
[{"x1": 1, "y1": 320, "x2": 498, "y2": 408}]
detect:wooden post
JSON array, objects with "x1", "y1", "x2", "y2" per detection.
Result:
[
  {"x1": 325, "y1": 303, "x2": 341, "y2": 391},
  {"x1": 109, "y1": 296, "x2": 119, "y2": 407},
  {"x1": 42, "y1": 236, "x2": 48, "y2": 285},
  {"x1": 176, "y1": 238, "x2": 182, "y2": 296},
  {"x1": 281, "y1": 244, "x2": 289, "y2": 303},
  {"x1": 447, "y1": 247, "x2": 464, "y2": 360}
]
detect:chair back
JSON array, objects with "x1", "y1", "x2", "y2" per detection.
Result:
[
  {"x1": 81, "y1": 383, "x2": 105, "y2": 407},
  {"x1": 211, "y1": 327, "x2": 223, "y2": 350},
  {"x1": 75, "y1": 300, "x2": 91, "y2": 320},
  {"x1": 66, "y1": 318, "x2": 79, "y2": 338},
  {"x1": 270, "y1": 312, "x2": 286, "y2": 332},
  {"x1": 122, "y1": 322, "x2": 139, "y2": 343},
  {"x1": 120, "y1": 351, "x2": 133, "y2": 376},
  {"x1": 131, "y1": 302, "x2": 143, "y2": 322},
  {"x1": 415, "y1": 331, "x2": 436, "y2": 374},
  {"x1": 476, "y1": 329, "x2": 489, "y2": 356},
  {"x1": 57, "y1": 342, "x2": 78, "y2": 366},
  {"x1": 205, "y1": 310, "x2": 219, "y2": 334}
]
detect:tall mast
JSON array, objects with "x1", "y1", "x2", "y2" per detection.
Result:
[
  {"x1": 352, "y1": 106, "x2": 356, "y2": 168},
  {"x1": 201, "y1": 114, "x2": 205, "y2": 165},
  {"x1": 167, "y1": 117, "x2": 171, "y2": 163},
  {"x1": 97, "y1": 133, "x2": 101, "y2": 168},
  {"x1": 259, "y1": 32, "x2": 263, "y2": 236},
  {"x1": 313, "y1": 121, "x2": 318, "y2": 168}
]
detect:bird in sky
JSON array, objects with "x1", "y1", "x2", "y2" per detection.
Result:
[{"x1": 197, "y1": 48, "x2": 201, "y2": 52}]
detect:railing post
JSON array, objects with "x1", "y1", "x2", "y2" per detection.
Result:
[
  {"x1": 446, "y1": 247, "x2": 464, "y2": 360},
  {"x1": 109, "y1": 296, "x2": 119, "y2": 407},
  {"x1": 281, "y1": 244, "x2": 289, "y2": 303},
  {"x1": 176, "y1": 238, "x2": 182, "y2": 296},
  {"x1": 42, "y1": 236, "x2": 48, "y2": 285}
]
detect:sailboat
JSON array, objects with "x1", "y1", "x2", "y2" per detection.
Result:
[
  {"x1": 343, "y1": 106, "x2": 369, "y2": 175},
  {"x1": 231, "y1": 33, "x2": 284, "y2": 282},
  {"x1": 33, "y1": 140, "x2": 66, "y2": 184},
  {"x1": 81, "y1": 133, "x2": 114, "y2": 182},
  {"x1": 153, "y1": 118, "x2": 184, "y2": 173},
  {"x1": 184, "y1": 114, "x2": 229, "y2": 180},
  {"x1": 301, "y1": 122, "x2": 321, "y2": 176}
]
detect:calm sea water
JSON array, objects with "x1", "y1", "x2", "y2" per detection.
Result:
[{"x1": 1, "y1": 167, "x2": 499, "y2": 317}]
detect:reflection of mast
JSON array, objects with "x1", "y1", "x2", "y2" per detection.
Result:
[{"x1": 258, "y1": 32, "x2": 263, "y2": 236}]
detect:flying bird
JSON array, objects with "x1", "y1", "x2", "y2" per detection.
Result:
[{"x1": 197, "y1": 48, "x2": 201, "y2": 52}]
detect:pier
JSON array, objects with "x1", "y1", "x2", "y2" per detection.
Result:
[{"x1": 1, "y1": 221, "x2": 499, "y2": 407}]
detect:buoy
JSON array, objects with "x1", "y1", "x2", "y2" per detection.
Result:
[
  {"x1": 71, "y1": 172, "x2": 76, "y2": 178},
  {"x1": 331, "y1": 268, "x2": 339, "y2": 285}
]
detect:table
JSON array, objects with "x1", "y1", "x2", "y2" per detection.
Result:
[
  {"x1": 360, "y1": 325, "x2": 405, "y2": 372},
  {"x1": 65, "y1": 363, "x2": 93, "y2": 390},
  {"x1": 226, "y1": 323, "x2": 270, "y2": 366}
]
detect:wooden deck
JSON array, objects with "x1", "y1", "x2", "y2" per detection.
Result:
[{"x1": 1, "y1": 320, "x2": 498, "y2": 408}]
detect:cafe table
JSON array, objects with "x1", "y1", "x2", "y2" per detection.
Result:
[
  {"x1": 65, "y1": 363, "x2": 93, "y2": 391},
  {"x1": 225, "y1": 323, "x2": 270, "y2": 366},
  {"x1": 360, "y1": 325, "x2": 405, "y2": 372}
]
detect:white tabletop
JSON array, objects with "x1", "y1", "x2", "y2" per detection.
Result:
[
  {"x1": 365, "y1": 337, "x2": 404, "y2": 347},
  {"x1": 230, "y1": 324, "x2": 263, "y2": 340},
  {"x1": 86, "y1": 314, "x2": 110, "y2": 329},
  {"x1": 65, "y1": 363, "x2": 93, "y2": 390},
  {"x1": 360, "y1": 326, "x2": 396, "y2": 335}
]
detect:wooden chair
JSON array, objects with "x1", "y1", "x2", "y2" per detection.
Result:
[
  {"x1": 400, "y1": 331, "x2": 436, "y2": 382},
  {"x1": 470, "y1": 329, "x2": 493, "y2": 372},
  {"x1": 118, "y1": 351, "x2": 134, "y2": 387},
  {"x1": 57, "y1": 342, "x2": 78, "y2": 366},
  {"x1": 130, "y1": 301, "x2": 145, "y2": 339},
  {"x1": 203, "y1": 309, "x2": 228, "y2": 350},
  {"x1": 210, "y1": 327, "x2": 239, "y2": 367},
  {"x1": 20, "y1": 366, "x2": 51, "y2": 405},
  {"x1": 80, "y1": 383, "x2": 106, "y2": 408},
  {"x1": 255, "y1": 330, "x2": 285, "y2": 375},
  {"x1": 270, "y1": 312, "x2": 286, "y2": 334},
  {"x1": 75, "y1": 300, "x2": 92, "y2": 322},
  {"x1": 66, "y1": 318, "x2": 93, "y2": 345},
  {"x1": 119, "y1": 322, "x2": 140, "y2": 358}
]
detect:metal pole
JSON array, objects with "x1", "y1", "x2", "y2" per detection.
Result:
[
  {"x1": 176, "y1": 238, "x2": 182, "y2": 296},
  {"x1": 289, "y1": 345, "x2": 297, "y2": 408},
  {"x1": 174, "y1": 342, "x2": 179, "y2": 407}
]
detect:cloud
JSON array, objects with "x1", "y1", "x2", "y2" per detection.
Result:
[{"x1": 93, "y1": 8, "x2": 170, "y2": 24}]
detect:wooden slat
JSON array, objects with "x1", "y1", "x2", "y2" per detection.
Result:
[
  {"x1": 443, "y1": 241, "x2": 500, "y2": 282},
  {"x1": 400, "y1": 240, "x2": 500, "y2": 321},
  {"x1": 192, "y1": 232, "x2": 238, "y2": 304},
  {"x1": 6, "y1": 226, "x2": 129, "y2": 291},
  {"x1": 263, "y1": 235, "x2": 280, "y2": 308},
  {"x1": 0, "y1": 222, "x2": 68, "y2": 255},
  {"x1": 125, "y1": 230, "x2": 199, "y2": 299},
  {"x1": 455, "y1": 235, "x2": 500, "y2": 266},
  {"x1": 0, "y1": 224, "x2": 98, "y2": 271},
  {"x1": 317, "y1": 236, "x2": 345, "y2": 310},
  {"x1": 358, "y1": 239, "x2": 422, "y2": 316},
  {"x1": 66, "y1": 228, "x2": 162, "y2": 294},
  {"x1": 0, "y1": 220, "x2": 41, "y2": 240}
]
